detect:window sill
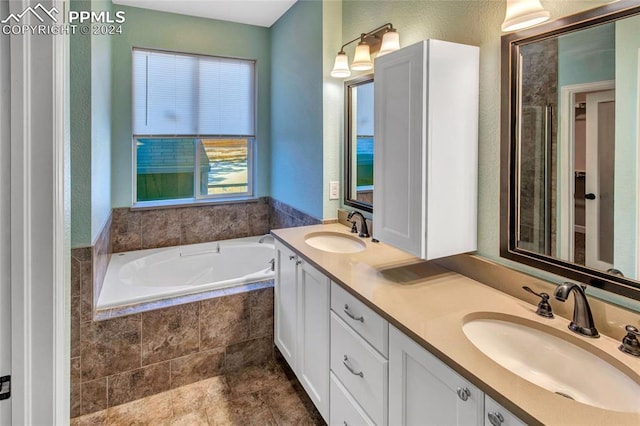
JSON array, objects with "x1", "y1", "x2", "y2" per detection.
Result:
[{"x1": 131, "y1": 196, "x2": 262, "y2": 211}]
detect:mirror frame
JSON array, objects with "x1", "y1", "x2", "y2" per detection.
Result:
[
  {"x1": 500, "y1": 0, "x2": 640, "y2": 301},
  {"x1": 344, "y1": 74, "x2": 374, "y2": 213}
]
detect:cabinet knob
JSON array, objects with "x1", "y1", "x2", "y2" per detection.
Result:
[
  {"x1": 296, "y1": 260, "x2": 303, "y2": 265},
  {"x1": 288, "y1": 255, "x2": 295, "y2": 260},
  {"x1": 456, "y1": 387, "x2": 470, "y2": 401},
  {"x1": 487, "y1": 411, "x2": 505, "y2": 426}
]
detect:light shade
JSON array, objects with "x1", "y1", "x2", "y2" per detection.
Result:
[
  {"x1": 330, "y1": 51, "x2": 351, "y2": 78},
  {"x1": 501, "y1": 0, "x2": 550, "y2": 32},
  {"x1": 378, "y1": 29, "x2": 400, "y2": 57},
  {"x1": 351, "y1": 42, "x2": 373, "y2": 71}
]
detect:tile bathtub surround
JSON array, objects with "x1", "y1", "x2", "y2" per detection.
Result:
[
  {"x1": 110, "y1": 197, "x2": 322, "y2": 253},
  {"x1": 110, "y1": 198, "x2": 271, "y2": 253},
  {"x1": 269, "y1": 197, "x2": 322, "y2": 230},
  {"x1": 92, "y1": 213, "x2": 112, "y2": 317},
  {"x1": 70, "y1": 285, "x2": 275, "y2": 417}
]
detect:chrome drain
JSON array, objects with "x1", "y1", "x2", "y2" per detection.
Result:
[{"x1": 555, "y1": 391, "x2": 575, "y2": 400}]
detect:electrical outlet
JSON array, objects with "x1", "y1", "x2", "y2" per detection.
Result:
[{"x1": 329, "y1": 181, "x2": 339, "y2": 200}]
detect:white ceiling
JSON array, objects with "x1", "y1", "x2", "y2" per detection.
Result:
[{"x1": 112, "y1": 0, "x2": 298, "y2": 27}]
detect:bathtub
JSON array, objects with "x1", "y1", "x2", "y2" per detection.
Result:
[{"x1": 97, "y1": 236, "x2": 275, "y2": 309}]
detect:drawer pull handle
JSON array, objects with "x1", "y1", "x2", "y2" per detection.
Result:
[
  {"x1": 456, "y1": 387, "x2": 471, "y2": 401},
  {"x1": 343, "y1": 355, "x2": 364, "y2": 378},
  {"x1": 487, "y1": 411, "x2": 505, "y2": 426},
  {"x1": 343, "y1": 304, "x2": 364, "y2": 322}
]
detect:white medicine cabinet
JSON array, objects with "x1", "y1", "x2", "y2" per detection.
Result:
[{"x1": 373, "y1": 39, "x2": 480, "y2": 259}]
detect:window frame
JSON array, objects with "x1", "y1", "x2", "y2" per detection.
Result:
[{"x1": 131, "y1": 47, "x2": 258, "y2": 208}]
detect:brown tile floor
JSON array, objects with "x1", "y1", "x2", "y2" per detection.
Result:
[{"x1": 71, "y1": 361, "x2": 325, "y2": 426}]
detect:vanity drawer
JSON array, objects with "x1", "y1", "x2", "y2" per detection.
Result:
[
  {"x1": 331, "y1": 281, "x2": 389, "y2": 356},
  {"x1": 331, "y1": 312, "x2": 388, "y2": 425},
  {"x1": 330, "y1": 372, "x2": 375, "y2": 426}
]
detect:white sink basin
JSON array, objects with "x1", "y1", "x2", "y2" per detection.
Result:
[
  {"x1": 463, "y1": 315, "x2": 640, "y2": 413},
  {"x1": 304, "y1": 232, "x2": 366, "y2": 254}
]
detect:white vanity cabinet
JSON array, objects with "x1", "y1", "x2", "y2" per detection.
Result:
[
  {"x1": 274, "y1": 242, "x2": 298, "y2": 367},
  {"x1": 389, "y1": 325, "x2": 484, "y2": 426},
  {"x1": 275, "y1": 240, "x2": 527, "y2": 426},
  {"x1": 273, "y1": 241, "x2": 330, "y2": 421},
  {"x1": 373, "y1": 39, "x2": 479, "y2": 260}
]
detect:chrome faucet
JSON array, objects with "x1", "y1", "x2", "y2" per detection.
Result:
[
  {"x1": 553, "y1": 282, "x2": 599, "y2": 338},
  {"x1": 258, "y1": 234, "x2": 274, "y2": 244},
  {"x1": 347, "y1": 211, "x2": 370, "y2": 238}
]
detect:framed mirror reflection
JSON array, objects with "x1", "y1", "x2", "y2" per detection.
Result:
[
  {"x1": 500, "y1": 1, "x2": 640, "y2": 300},
  {"x1": 344, "y1": 74, "x2": 374, "y2": 213}
]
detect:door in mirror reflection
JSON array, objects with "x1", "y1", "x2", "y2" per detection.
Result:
[{"x1": 515, "y1": 16, "x2": 640, "y2": 280}]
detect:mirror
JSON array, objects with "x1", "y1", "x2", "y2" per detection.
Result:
[
  {"x1": 344, "y1": 75, "x2": 374, "y2": 213},
  {"x1": 501, "y1": 1, "x2": 640, "y2": 300}
]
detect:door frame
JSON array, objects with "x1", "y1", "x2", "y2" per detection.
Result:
[
  {"x1": 636, "y1": 49, "x2": 640, "y2": 279},
  {"x1": 7, "y1": 0, "x2": 69, "y2": 423},
  {"x1": 558, "y1": 80, "x2": 615, "y2": 262}
]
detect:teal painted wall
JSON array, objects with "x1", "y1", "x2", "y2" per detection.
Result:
[
  {"x1": 70, "y1": 0, "x2": 112, "y2": 248},
  {"x1": 91, "y1": 0, "x2": 113, "y2": 243},
  {"x1": 110, "y1": 5, "x2": 271, "y2": 207},
  {"x1": 558, "y1": 23, "x2": 615, "y2": 88},
  {"x1": 614, "y1": 15, "x2": 640, "y2": 278},
  {"x1": 271, "y1": 0, "x2": 324, "y2": 219}
]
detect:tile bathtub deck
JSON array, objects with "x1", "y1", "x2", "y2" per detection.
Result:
[{"x1": 71, "y1": 361, "x2": 325, "y2": 426}]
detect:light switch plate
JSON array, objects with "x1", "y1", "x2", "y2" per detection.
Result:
[{"x1": 329, "y1": 181, "x2": 339, "y2": 200}]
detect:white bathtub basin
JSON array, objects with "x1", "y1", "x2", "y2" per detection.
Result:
[
  {"x1": 304, "y1": 232, "x2": 366, "y2": 253},
  {"x1": 462, "y1": 316, "x2": 640, "y2": 413},
  {"x1": 98, "y1": 236, "x2": 275, "y2": 309}
]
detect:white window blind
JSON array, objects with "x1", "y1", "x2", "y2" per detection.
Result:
[{"x1": 133, "y1": 49, "x2": 255, "y2": 136}]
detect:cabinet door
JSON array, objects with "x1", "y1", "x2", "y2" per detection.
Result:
[
  {"x1": 297, "y1": 261, "x2": 330, "y2": 421},
  {"x1": 374, "y1": 41, "x2": 426, "y2": 258},
  {"x1": 274, "y1": 241, "x2": 298, "y2": 369},
  {"x1": 389, "y1": 326, "x2": 483, "y2": 426}
]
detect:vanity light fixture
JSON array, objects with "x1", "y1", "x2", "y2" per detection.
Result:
[
  {"x1": 501, "y1": 0, "x2": 550, "y2": 32},
  {"x1": 330, "y1": 23, "x2": 400, "y2": 78}
]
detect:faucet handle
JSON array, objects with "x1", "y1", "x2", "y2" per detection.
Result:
[
  {"x1": 522, "y1": 286, "x2": 554, "y2": 318},
  {"x1": 619, "y1": 325, "x2": 640, "y2": 357},
  {"x1": 348, "y1": 220, "x2": 358, "y2": 234}
]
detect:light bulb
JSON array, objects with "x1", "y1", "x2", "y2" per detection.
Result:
[
  {"x1": 351, "y1": 42, "x2": 373, "y2": 71},
  {"x1": 378, "y1": 29, "x2": 400, "y2": 56},
  {"x1": 331, "y1": 51, "x2": 351, "y2": 78},
  {"x1": 501, "y1": 0, "x2": 550, "y2": 32}
]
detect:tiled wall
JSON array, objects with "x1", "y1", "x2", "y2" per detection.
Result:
[
  {"x1": 269, "y1": 198, "x2": 322, "y2": 229},
  {"x1": 110, "y1": 197, "x2": 319, "y2": 252},
  {"x1": 70, "y1": 285, "x2": 275, "y2": 417},
  {"x1": 70, "y1": 198, "x2": 318, "y2": 417},
  {"x1": 110, "y1": 199, "x2": 271, "y2": 253}
]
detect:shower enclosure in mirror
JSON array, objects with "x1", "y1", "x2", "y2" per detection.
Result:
[
  {"x1": 501, "y1": 1, "x2": 640, "y2": 300},
  {"x1": 344, "y1": 75, "x2": 374, "y2": 213}
]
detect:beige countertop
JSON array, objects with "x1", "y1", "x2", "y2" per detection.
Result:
[{"x1": 272, "y1": 223, "x2": 640, "y2": 426}]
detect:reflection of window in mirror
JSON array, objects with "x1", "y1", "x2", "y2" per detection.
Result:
[{"x1": 344, "y1": 75, "x2": 374, "y2": 212}]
